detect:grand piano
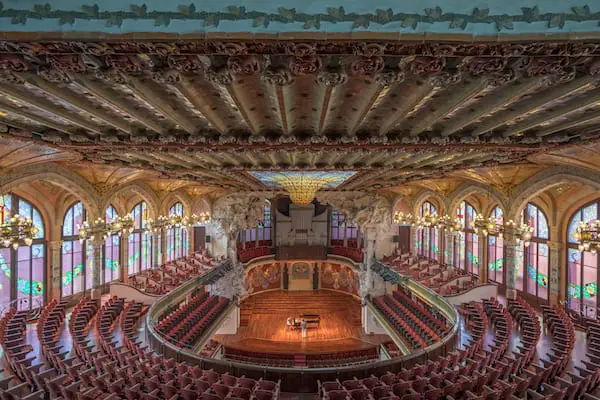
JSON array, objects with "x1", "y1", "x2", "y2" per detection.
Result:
[{"x1": 292, "y1": 314, "x2": 320, "y2": 329}]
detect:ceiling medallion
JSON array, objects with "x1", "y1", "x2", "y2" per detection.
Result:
[{"x1": 249, "y1": 171, "x2": 356, "y2": 205}]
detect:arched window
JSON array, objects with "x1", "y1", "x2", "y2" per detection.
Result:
[
  {"x1": 128, "y1": 202, "x2": 153, "y2": 275},
  {"x1": 567, "y1": 199, "x2": 599, "y2": 315},
  {"x1": 488, "y1": 206, "x2": 504, "y2": 284},
  {"x1": 104, "y1": 205, "x2": 120, "y2": 284},
  {"x1": 0, "y1": 194, "x2": 45, "y2": 312},
  {"x1": 455, "y1": 201, "x2": 479, "y2": 275},
  {"x1": 331, "y1": 208, "x2": 358, "y2": 247},
  {"x1": 418, "y1": 201, "x2": 439, "y2": 260},
  {"x1": 167, "y1": 202, "x2": 187, "y2": 262},
  {"x1": 62, "y1": 201, "x2": 92, "y2": 297},
  {"x1": 517, "y1": 203, "x2": 549, "y2": 302}
]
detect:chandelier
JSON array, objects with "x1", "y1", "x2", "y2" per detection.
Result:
[
  {"x1": 392, "y1": 212, "x2": 414, "y2": 225},
  {"x1": 473, "y1": 215, "x2": 534, "y2": 247},
  {"x1": 392, "y1": 211, "x2": 462, "y2": 233},
  {"x1": 0, "y1": 215, "x2": 38, "y2": 249},
  {"x1": 78, "y1": 214, "x2": 135, "y2": 242},
  {"x1": 145, "y1": 213, "x2": 211, "y2": 234},
  {"x1": 574, "y1": 220, "x2": 600, "y2": 253}
]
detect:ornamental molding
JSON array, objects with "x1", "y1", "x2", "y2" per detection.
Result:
[
  {"x1": 446, "y1": 181, "x2": 510, "y2": 219},
  {"x1": 99, "y1": 180, "x2": 161, "y2": 218}
]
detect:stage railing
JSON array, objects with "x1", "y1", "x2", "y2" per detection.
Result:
[{"x1": 145, "y1": 260, "x2": 460, "y2": 393}]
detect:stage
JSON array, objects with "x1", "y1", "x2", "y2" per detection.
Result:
[{"x1": 212, "y1": 290, "x2": 390, "y2": 354}]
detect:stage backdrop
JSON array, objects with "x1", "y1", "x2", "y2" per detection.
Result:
[
  {"x1": 289, "y1": 262, "x2": 312, "y2": 291},
  {"x1": 321, "y1": 263, "x2": 360, "y2": 296},
  {"x1": 245, "y1": 263, "x2": 281, "y2": 295}
]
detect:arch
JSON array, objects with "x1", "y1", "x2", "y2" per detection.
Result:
[
  {"x1": 447, "y1": 182, "x2": 508, "y2": 220},
  {"x1": 166, "y1": 201, "x2": 188, "y2": 262},
  {"x1": 412, "y1": 190, "x2": 446, "y2": 216},
  {"x1": 161, "y1": 190, "x2": 193, "y2": 217},
  {"x1": 507, "y1": 166, "x2": 600, "y2": 223},
  {"x1": 391, "y1": 196, "x2": 411, "y2": 215},
  {"x1": 0, "y1": 164, "x2": 100, "y2": 219},
  {"x1": 101, "y1": 181, "x2": 160, "y2": 220}
]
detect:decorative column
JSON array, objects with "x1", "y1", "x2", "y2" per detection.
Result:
[
  {"x1": 49, "y1": 240, "x2": 63, "y2": 301},
  {"x1": 444, "y1": 231, "x2": 454, "y2": 267},
  {"x1": 161, "y1": 230, "x2": 167, "y2": 265},
  {"x1": 90, "y1": 238, "x2": 104, "y2": 300},
  {"x1": 410, "y1": 225, "x2": 418, "y2": 256},
  {"x1": 504, "y1": 237, "x2": 519, "y2": 300},
  {"x1": 343, "y1": 223, "x2": 348, "y2": 247},
  {"x1": 478, "y1": 234, "x2": 486, "y2": 283},
  {"x1": 152, "y1": 234, "x2": 160, "y2": 268},
  {"x1": 120, "y1": 235, "x2": 128, "y2": 282},
  {"x1": 548, "y1": 241, "x2": 561, "y2": 306}
]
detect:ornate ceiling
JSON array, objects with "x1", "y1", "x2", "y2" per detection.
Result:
[{"x1": 1, "y1": 39, "x2": 600, "y2": 195}]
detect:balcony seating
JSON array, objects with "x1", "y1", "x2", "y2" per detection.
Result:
[
  {"x1": 128, "y1": 251, "x2": 218, "y2": 295},
  {"x1": 222, "y1": 347, "x2": 378, "y2": 368}
]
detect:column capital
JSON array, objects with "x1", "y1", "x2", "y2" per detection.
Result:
[{"x1": 546, "y1": 241, "x2": 562, "y2": 250}]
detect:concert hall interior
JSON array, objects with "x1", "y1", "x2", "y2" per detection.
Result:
[{"x1": 3, "y1": 0, "x2": 600, "y2": 399}]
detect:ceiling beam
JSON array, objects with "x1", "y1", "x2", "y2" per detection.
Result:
[
  {"x1": 317, "y1": 86, "x2": 334, "y2": 135},
  {"x1": 176, "y1": 76, "x2": 228, "y2": 133},
  {"x1": 0, "y1": 100, "x2": 73, "y2": 135},
  {"x1": 347, "y1": 85, "x2": 385, "y2": 135},
  {"x1": 226, "y1": 82, "x2": 259, "y2": 135},
  {"x1": 440, "y1": 77, "x2": 543, "y2": 137},
  {"x1": 23, "y1": 73, "x2": 134, "y2": 134},
  {"x1": 0, "y1": 83, "x2": 106, "y2": 135},
  {"x1": 535, "y1": 111, "x2": 600, "y2": 138},
  {"x1": 379, "y1": 81, "x2": 434, "y2": 135},
  {"x1": 273, "y1": 85, "x2": 290, "y2": 135},
  {"x1": 501, "y1": 87, "x2": 600, "y2": 137},
  {"x1": 409, "y1": 79, "x2": 486, "y2": 136},
  {"x1": 126, "y1": 76, "x2": 199, "y2": 134},
  {"x1": 73, "y1": 74, "x2": 165, "y2": 134},
  {"x1": 470, "y1": 75, "x2": 596, "y2": 137}
]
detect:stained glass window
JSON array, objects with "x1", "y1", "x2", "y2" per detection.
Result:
[
  {"x1": 455, "y1": 201, "x2": 478, "y2": 275},
  {"x1": 104, "y1": 205, "x2": 120, "y2": 284},
  {"x1": 419, "y1": 202, "x2": 439, "y2": 260},
  {"x1": 517, "y1": 203, "x2": 549, "y2": 302},
  {"x1": 128, "y1": 201, "x2": 153, "y2": 275},
  {"x1": 488, "y1": 206, "x2": 504, "y2": 284},
  {"x1": 167, "y1": 202, "x2": 187, "y2": 262},
  {"x1": 567, "y1": 199, "x2": 600, "y2": 315},
  {"x1": 0, "y1": 194, "x2": 46, "y2": 315},
  {"x1": 62, "y1": 201, "x2": 89, "y2": 297}
]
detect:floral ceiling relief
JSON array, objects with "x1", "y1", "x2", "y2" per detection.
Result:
[
  {"x1": 1, "y1": 4, "x2": 599, "y2": 33},
  {"x1": 321, "y1": 264, "x2": 359, "y2": 296}
]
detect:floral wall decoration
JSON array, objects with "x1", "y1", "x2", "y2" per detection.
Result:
[
  {"x1": 245, "y1": 263, "x2": 281, "y2": 294},
  {"x1": 321, "y1": 263, "x2": 359, "y2": 296}
]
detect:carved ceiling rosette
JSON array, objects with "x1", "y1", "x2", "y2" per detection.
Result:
[
  {"x1": 429, "y1": 70, "x2": 462, "y2": 87},
  {"x1": 227, "y1": 55, "x2": 266, "y2": 75},
  {"x1": 151, "y1": 69, "x2": 181, "y2": 84},
  {"x1": 47, "y1": 54, "x2": 86, "y2": 73},
  {"x1": 316, "y1": 67, "x2": 348, "y2": 87},
  {"x1": 288, "y1": 56, "x2": 323, "y2": 76},
  {"x1": 261, "y1": 67, "x2": 293, "y2": 86},
  {"x1": 464, "y1": 57, "x2": 507, "y2": 76},
  {"x1": 205, "y1": 66, "x2": 233, "y2": 86},
  {"x1": 0, "y1": 55, "x2": 28, "y2": 72},
  {"x1": 166, "y1": 54, "x2": 210, "y2": 73},
  {"x1": 374, "y1": 69, "x2": 405, "y2": 86},
  {"x1": 525, "y1": 57, "x2": 570, "y2": 77},
  {"x1": 37, "y1": 66, "x2": 71, "y2": 83},
  {"x1": 105, "y1": 55, "x2": 144, "y2": 74},
  {"x1": 409, "y1": 56, "x2": 446, "y2": 77},
  {"x1": 284, "y1": 42, "x2": 317, "y2": 58},
  {"x1": 349, "y1": 56, "x2": 385, "y2": 76}
]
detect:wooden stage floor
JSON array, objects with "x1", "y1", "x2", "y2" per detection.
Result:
[{"x1": 212, "y1": 290, "x2": 390, "y2": 354}]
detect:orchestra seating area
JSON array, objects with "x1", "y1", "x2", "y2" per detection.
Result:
[
  {"x1": 320, "y1": 297, "x2": 600, "y2": 400},
  {"x1": 372, "y1": 288, "x2": 449, "y2": 350},
  {"x1": 0, "y1": 292, "x2": 281, "y2": 400},
  {"x1": 156, "y1": 289, "x2": 231, "y2": 349},
  {"x1": 127, "y1": 252, "x2": 218, "y2": 295}
]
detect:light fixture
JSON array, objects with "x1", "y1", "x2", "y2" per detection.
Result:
[
  {"x1": 575, "y1": 220, "x2": 600, "y2": 254},
  {"x1": 78, "y1": 214, "x2": 135, "y2": 242},
  {"x1": 144, "y1": 212, "x2": 211, "y2": 235},
  {"x1": 474, "y1": 214, "x2": 534, "y2": 247},
  {"x1": 0, "y1": 214, "x2": 38, "y2": 249}
]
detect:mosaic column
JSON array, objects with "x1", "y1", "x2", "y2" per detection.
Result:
[
  {"x1": 548, "y1": 241, "x2": 561, "y2": 306},
  {"x1": 120, "y1": 235, "x2": 128, "y2": 282},
  {"x1": 504, "y1": 237, "x2": 519, "y2": 300},
  {"x1": 444, "y1": 231, "x2": 454, "y2": 267},
  {"x1": 49, "y1": 240, "x2": 63, "y2": 300},
  {"x1": 90, "y1": 238, "x2": 104, "y2": 300},
  {"x1": 152, "y1": 234, "x2": 160, "y2": 268},
  {"x1": 161, "y1": 229, "x2": 167, "y2": 265}
]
